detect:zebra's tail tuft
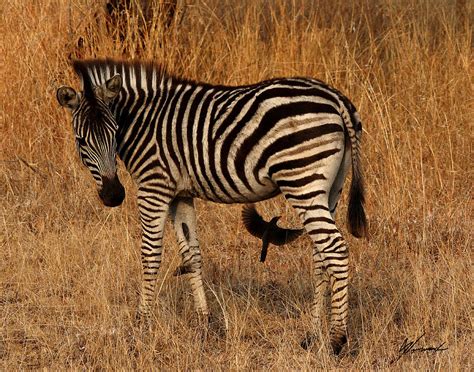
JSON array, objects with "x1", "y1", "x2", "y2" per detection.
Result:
[{"x1": 347, "y1": 165, "x2": 367, "y2": 238}]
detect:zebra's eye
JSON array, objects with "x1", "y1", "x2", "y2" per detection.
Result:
[{"x1": 76, "y1": 136, "x2": 86, "y2": 146}]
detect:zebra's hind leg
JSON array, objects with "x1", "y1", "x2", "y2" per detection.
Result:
[
  {"x1": 169, "y1": 197, "x2": 209, "y2": 319},
  {"x1": 308, "y1": 209, "x2": 348, "y2": 354},
  {"x1": 285, "y1": 195, "x2": 349, "y2": 355},
  {"x1": 301, "y1": 250, "x2": 329, "y2": 350}
]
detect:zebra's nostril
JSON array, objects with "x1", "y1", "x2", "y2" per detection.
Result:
[{"x1": 99, "y1": 175, "x2": 125, "y2": 207}]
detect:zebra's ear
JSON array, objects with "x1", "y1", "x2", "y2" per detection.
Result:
[
  {"x1": 57, "y1": 86, "x2": 79, "y2": 110},
  {"x1": 97, "y1": 74, "x2": 122, "y2": 102}
]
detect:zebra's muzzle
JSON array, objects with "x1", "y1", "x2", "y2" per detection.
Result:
[{"x1": 99, "y1": 174, "x2": 125, "y2": 207}]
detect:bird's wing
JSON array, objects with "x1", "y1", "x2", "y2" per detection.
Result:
[
  {"x1": 241, "y1": 204, "x2": 267, "y2": 239},
  {"x1": 270, "y1": 226, "x2": 305, "y2": 245}
]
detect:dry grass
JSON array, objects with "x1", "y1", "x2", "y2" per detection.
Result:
[{"x1": 1, "y1": 0, "x2": 472, "y2": 369}]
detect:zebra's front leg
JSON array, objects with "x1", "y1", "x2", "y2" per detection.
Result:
[
  {"x1": 137, "y1": 195, "x2": 171, "y2": 317},
  {"x1": 169, "y1": 197, "x2": 209, "y2": 318}
]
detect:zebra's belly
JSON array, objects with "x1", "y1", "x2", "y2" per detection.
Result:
[
  {"x1": 188, "y1": 178, "x2": 280, "y2": 204},
  {"x1": 225, "y1": 181, "x2": 280, "y2": 204}
]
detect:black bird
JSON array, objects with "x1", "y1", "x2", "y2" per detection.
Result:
[{"x1": 242, "y1": 204, "x2": 304, "y2": 262}]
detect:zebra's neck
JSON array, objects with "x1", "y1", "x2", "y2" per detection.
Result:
[{"x1": 79, "y1": 59, "x2": 204, "y2": 177}]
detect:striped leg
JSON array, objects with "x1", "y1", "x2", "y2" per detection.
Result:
[
  {"x1": 284, "y1": 194, "x2": 349, "y2": 354},
  {"x1": 306, "y1": 206, "x2": 348, "y2": 354},
  {"x1": 137, "y1": 192, "x2": 172, "y2": 317},
  {"x1": 169, "y1": 197, "x2": 209, "y2": 317},
  {"x1": 300, "y1": 248, "x2": 330, "y2": 350},
  {"x1": 322, "y1": 145, "x2": 351, "y2": 352},
  {"x1": 311, "y1": 251, "x2": 329, "y2": 329},
  {"x1": 315, "y1": 220, "x2": 349, "y2": 355}
]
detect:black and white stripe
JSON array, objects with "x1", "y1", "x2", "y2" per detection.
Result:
[{"x1": 57, "y1": 59, "x2": 366, "y2": 354}]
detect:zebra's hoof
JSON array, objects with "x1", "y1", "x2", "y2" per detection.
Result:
[
  {"x1": 330, "y1": 334, "x2": 347, "y2": 355},
  {"x1": 300, "y1": 333, "x2": 317, "y2": 350}
]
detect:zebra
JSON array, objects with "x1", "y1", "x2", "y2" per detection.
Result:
[{"x1": 56, "y1": 58, "x2": 367, "y2": 354}]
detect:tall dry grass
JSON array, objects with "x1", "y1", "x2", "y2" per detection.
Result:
[{"x1": 0, "y1": 0, "x2": 472, "y2": 369}]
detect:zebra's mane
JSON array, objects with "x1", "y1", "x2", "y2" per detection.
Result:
[
  {"x1": 72, "y1": 60, "x2": 98, "y2": 101},
  {"x1": 72, "y1": 58, "x2": 207, "y2": 90}
]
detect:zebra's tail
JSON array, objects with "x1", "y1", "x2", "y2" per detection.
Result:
[
  {"x1": 348, "y1": 154, "x2": 367, "y2": 238},
  {"x1": 341, "y1": 102, "x2": 367, "y2": 238}
]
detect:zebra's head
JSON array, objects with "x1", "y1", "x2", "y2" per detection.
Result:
[{"x1": 56, "y1": 72, "x2": 125, "y2": 207}]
